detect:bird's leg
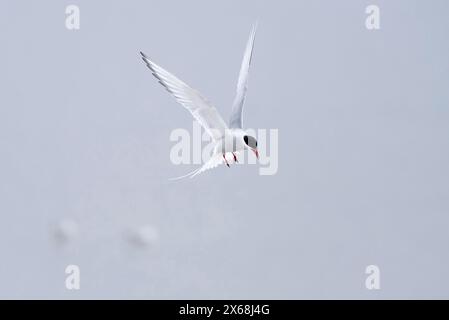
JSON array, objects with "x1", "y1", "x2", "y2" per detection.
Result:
[
  {"x1": 223, "y1": 154, "x2": 230, "y2": 168},
  {"x1": 232, "y1": 152, "x2": 238, "y2": 163}
]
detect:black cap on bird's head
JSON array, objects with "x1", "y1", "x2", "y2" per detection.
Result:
[{"x1": 243, "y1": 135, "x2": 259, "y2": 159}]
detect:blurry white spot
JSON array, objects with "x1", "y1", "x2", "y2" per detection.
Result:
[
  {"x1": 54, "y1": 219, "x2": 79, "y2": 244},
  {"x1": 128, "y1": 225, "x2": 159, "y2": 248}
]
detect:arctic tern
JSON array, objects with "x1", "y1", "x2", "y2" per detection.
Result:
[{"x1": 140, "y1": 23, "x2": 259, "y2": 179}]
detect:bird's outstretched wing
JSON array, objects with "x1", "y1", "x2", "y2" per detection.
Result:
[
  {"x1": 140, "y1": 52, "x2": 228, "y2": 141},
  {"x1": 229, "y1": 22, "x2": 258, "y2": 129}
]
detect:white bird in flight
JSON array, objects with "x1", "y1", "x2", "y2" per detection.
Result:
[{"x1": 140, "y1": 23, "x2": 259, "y2": 179}]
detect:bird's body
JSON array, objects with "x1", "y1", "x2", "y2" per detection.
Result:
[
  {"x1": 141, "y1": 23, "x2": 259, "y2": 179},
  {"x1": 218, "y1": 129, "x2": 246, "y2": 154}
]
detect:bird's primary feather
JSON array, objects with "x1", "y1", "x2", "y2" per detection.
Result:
[
  {"x1": 229, "y1": 22, "x2": 258, "y2": 129},
  {"x1": 140, "y1": 51, "x2": 228, "y2": 141}
]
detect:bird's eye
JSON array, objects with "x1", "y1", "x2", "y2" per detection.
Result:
[{"x1": 243, "y1": 135, "x2": 257, "y2": 148}]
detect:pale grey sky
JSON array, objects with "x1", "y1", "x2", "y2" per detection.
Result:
[{"x1": 0, "y1": 0, "x2": 448, "y2": 298}]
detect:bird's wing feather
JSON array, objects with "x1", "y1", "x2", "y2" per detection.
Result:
[
  {"x1": 141, "y1": 52, "x2": 228, "y2": 141},
  {"x1": 229, "y1": 22, "x2": 258, "y2": 129}
]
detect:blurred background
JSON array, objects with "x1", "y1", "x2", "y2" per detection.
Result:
[{"x1": 0, "y1": 0, "x2": 448, "y2": 299}]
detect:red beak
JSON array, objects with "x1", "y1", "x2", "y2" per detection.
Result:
[{"x1": 252, "y1": 148, "x2": 259, "y2": 159}]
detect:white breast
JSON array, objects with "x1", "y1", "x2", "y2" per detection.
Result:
[{"x1": 218, "y1": 129, "x2": 247, "y2": 154}]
